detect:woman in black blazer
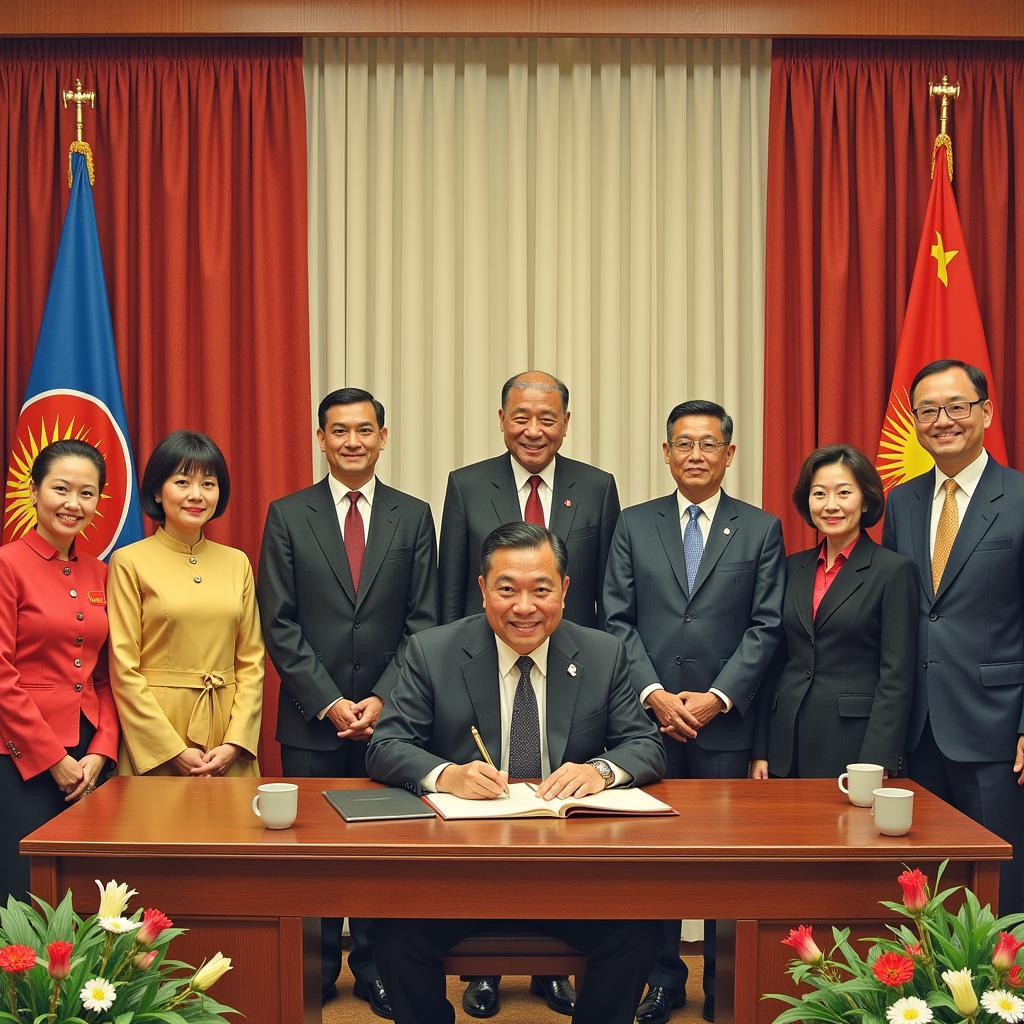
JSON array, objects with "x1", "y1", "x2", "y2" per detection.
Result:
[{"x1": 751, "y1": 445, "x2": 917, "y2": 779}]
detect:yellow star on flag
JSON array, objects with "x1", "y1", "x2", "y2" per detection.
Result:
[{"x1": 930, "y1": 230, "x2": 959, "y2": 287}]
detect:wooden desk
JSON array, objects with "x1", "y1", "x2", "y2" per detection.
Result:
[{"x1": 24, "y1": 777, "x2": 1009, "y2": 1024}]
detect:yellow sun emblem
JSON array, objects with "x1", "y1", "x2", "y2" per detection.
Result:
[
  {"x1": 876, "y1": 386, "x2": 935, "y2": 493},
  {"x1": 3, "y1": 415, "x2": 107, "y2": 542}
]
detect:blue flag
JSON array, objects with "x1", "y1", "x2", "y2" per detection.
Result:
[{"x1": 3, "y1": 151, "x2": 143, "y2": 558}]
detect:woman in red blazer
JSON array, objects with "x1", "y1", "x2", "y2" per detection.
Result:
[{"x1": 0, "y1": 440, "x2": 119, "y2": 903}]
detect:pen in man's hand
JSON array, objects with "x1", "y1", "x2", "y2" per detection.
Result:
[{"x1": 470, "y1": 725, "x2": 510, "y2": 798}]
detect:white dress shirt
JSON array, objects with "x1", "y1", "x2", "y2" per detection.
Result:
[
  {"x1": 421, "y1": 633, "x2": 629, "y2": 791},
  {"x1": 318, "y1": 474, "x2": 376, "y2": 719},
  {"x1": 639, "y1": 487, "x2": 733, "y2": 712},
  {"x1": 510, "y1": 455, "x2": 556, "y2": 527},
  {"x1": 929, "y1": 449, "x2": 988, "y2": 556}
]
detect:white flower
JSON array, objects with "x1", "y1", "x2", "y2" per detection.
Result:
[
  {"x1": 942, "y1": 967, "x2": 979, "y2": 1016},
  {"x1": 981, "y1": 989, "x2": 1024, "y2": 1023},
  {"x1": 191, "y1": 951, "x2": 232, "y2": 991},
  {"x1": 98, "y1": 916, "x2": 142, "y2": 934},
  {"x1": 80, "y1": 977, "x2": 116, "y2": 1012},
  {"x1": 95, "y1": 878, "x2": 137, "y2": 919},
  {"x1": 885, "y1": 996, "x2": 933, "y2": 1023}
]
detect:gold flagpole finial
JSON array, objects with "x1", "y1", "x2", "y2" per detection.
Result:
[
  {"x1": 928, "y1": 74, "x2": 959, "y2": 184},
  {"x1": 62, "y1": 78, "x2": 96, "y2": 187}
]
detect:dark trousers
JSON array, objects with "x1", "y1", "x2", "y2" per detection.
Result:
[
  {"x1": 648, "y1": 737, "x2": 750, "y2": 997},
  {"x1": 1, "y1": 716, "x2": 96, "y2": 906},
  {"x1": 280, "y1": 741, "x2": 379, "y2": 990},
  {"x1": 909, "y1": 719, "x2": 1024, "y2": 914},
  {"x1": 374, "y1": 918, "x2": 661, "y2": 1024}
]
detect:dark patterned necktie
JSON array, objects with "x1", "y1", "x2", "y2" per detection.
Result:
[
  {"x1": 683, "y1": 504, "x2": 703, "y2": 592},
  {"x1": 508, "y1": 655, "x2": 541, "y2": 780},
  {"x1": 344, "y1": 491, "x2": 365, "y2": 591}
]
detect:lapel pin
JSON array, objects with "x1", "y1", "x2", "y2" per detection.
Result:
[
  {"x1": 723, "y1": 527, "x2": 731, "y2": 535},
  {"x1": 564, "y1": 498, "x2": 572, "y2": 507},
  {"x1": 567, "y1": 663, "x2": 577, "y2": 677}
]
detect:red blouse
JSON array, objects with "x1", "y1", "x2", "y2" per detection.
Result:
[{"x1": 812, "y1": 535, "x2": 860, "y2": 620}]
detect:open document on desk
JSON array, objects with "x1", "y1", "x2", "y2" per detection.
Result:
[{"x1": 425, "y1": 782, "x2": 677, "y2": 820}]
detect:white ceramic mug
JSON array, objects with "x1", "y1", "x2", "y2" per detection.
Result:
[
  {"x1": 251, "y1": 783, "x2": 298, "y2": 829},
  {"x1": 872, "y1": 787, "x2": 913, "y2": 836},
  {"x1": 837, "y1": 763, "x2": 885, "y2": 807}
]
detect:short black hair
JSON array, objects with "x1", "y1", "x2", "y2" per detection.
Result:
[
  {"x1": 500, "y1": 372, "x2": 569, "y2": 413},
  {"x1": 666, "y1": 400, "x2": 734, "y2": 444},
  {"x1": 791, "y1": 444, "x2": 885, "y2": 530},
  {"x1": 140, "y1": 430, "x2": 230, "y2": 523},
  {"x1": 31, "y1": 440, "x2": 107, "y2": 493},
  {"x1": 479, "y1": 522, "x2": 569, "y2": 580},
  {"x1": 909, "y1": 359, "x2": 989, "y2": 407},
  {"x1": 318, "y1": 388, "x2": 385, "y2": 430}
]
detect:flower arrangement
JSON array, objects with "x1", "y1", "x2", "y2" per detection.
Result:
[
  {"x1": 0, "y1": 879, "x2": 236, "y2": 1023},
  {"x1": 766, "y1": 862, "x2": 1024, "y2": 1024}
]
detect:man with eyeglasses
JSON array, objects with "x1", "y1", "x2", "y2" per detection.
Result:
[
  {"x1": 603, "y1": 400, "x2": 784, "y2": 1023},
  {"x1": 883, "y1": 358, "x2": 1024, "y2": 915}
]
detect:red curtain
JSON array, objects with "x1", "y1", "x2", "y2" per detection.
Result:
[
  {"x1": 0, "y1": 39, "x2": 312, "y2": 773},
  {"x1": 763, "y1": 40, "x2": 1024, "y2": 551}
]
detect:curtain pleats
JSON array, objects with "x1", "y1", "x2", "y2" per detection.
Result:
[{"x1": 305, "y1": 38, "x2": 772, "y2": 513}]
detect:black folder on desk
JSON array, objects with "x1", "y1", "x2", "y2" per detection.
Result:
[{"x1": 323, "y1": 788, "x2": 437, "y2": 822}]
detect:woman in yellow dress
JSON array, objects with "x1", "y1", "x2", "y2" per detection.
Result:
[{"x1": 108, "y1": 431, "x2": 263, "y2": 777}]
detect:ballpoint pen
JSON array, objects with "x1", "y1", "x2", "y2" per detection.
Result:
[{"x1": 470, "y1": 725, "x2": 510, "y2": 798}]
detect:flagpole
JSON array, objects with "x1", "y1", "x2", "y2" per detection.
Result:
[
  {"x1": 62, "y1": 78, "x2": 96, "y2": 185},
  {"x1": 928, "y1": 74, "x2": 959, "y2": 183}
]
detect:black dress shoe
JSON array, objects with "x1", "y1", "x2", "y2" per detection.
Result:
[
  {"x1": 529, "y1": 975, "x2": 576, "y2": 1015},
  {"x1": 702, "y1": 993, "x2": 715, "y2": 1022},
  {"x1": 353, "y1": 979, "x2": 395, "y2": 1020},
  {"x1": 462, "y1": 977, "x2": 500, "y2": 1018},
  {"x1": 635, "y1": 985, "x2": 686, "y2": 1024}
]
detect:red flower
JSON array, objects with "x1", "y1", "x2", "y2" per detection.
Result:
[
  {"x1": 873, "y1": 951, "x2": 916, "y2": 987},
  {"x1": 993, "y1": 932, "x2": 1024, "y2": 972},
  {"x1": 133, "y1": 950, "x2": 158, "y2": 970},
  {"x1": 137, "y1": 908, "x2": 173, "y2": 945},
  {"x1": 781, "y1": 925, "x2": 823, "y2": 965},
  {"x1": 0, "y1": 944, "x2": 37, "y2": 973},
  {"x1": 46, "y1": 941, "x2": 73, "y2": 980},
  {"x1": 904, "y1": 943, "x2": 923, "y2": 957},
  {"x1": 1008, "y1": 965, "x2": 1024, "y2": 989},
  {"x1": 897, "y1": 868, "x2": 929, "y2": 913}
]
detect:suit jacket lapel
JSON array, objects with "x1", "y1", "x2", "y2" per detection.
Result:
[
  {"x1": 934, "y1": 459, "x2": 1001, "y2": 602},
  {"x1": 307, "y1": 477, "x2": 357, "y2": 604},
  {"x1": 490, "y1": 454, "x2": 522, "y2": 526},
  {"x1": 689, "y1": 491, "x2": 739, "y2": 600},
  {"x1": 548, "y1": 458, "x2": 578, "y2": 538},
  {"x1": 545, "y1": 628, "x2": 582, "y2": 770},
  {"x1": 460, "y1": 625, "x2": 503, "y2": 761},
  {"x1": 789, "y1": 549, "x2": 817, "y2": 639},
  {"x1": 355, "y1": 482, "x2": 401, "y2": 608},
  {"x1": 655, "y1": 495, "x2": 690, "y2": 599},
  {"x1": 814, "y1": 534, "x2": 871, "y2": 631},
  {"x1": 908, "y1": 471, "x2": 935, "y2": 603}
]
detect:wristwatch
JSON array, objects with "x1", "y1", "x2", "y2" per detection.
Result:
[{"x1": 586, "y1": 758, "x2": 614, "y2": 787}]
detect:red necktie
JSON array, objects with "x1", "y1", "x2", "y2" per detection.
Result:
[
  {"x1": 524, "y1": 475, "x2": 545, "y2": 527},
  {"x1": 344, "y1": 491, "x2": 365, "y2": 591}
]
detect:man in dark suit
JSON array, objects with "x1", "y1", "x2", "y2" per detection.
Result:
[
  {"x1": 366, "y1": 522, "x2": 664, "y2": 1024},
  {"x1": 257, "y1": 387, "x2": 438, "y2": 1017},
  {"x1": 883, "y1": 358, "x2": 1024, "y2": 914},
  {"x1": 603, "y1": 400, "x2": 785, "y2": 1024},
  {"x1": 438, "y1": 370, "x2": 619, "y2": 1016}
]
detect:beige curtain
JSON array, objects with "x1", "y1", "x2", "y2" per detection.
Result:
[{"x1": 304, "y1": 37, "x2": 771, "y2": 516}]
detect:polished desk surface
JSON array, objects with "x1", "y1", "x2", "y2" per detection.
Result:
[{"x1": 23, "y1": 776, "x2": 1007, "y2": 863}]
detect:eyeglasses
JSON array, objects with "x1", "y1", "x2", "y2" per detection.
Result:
[
  {"x1": 911, "y1": 400, "x2": 983, "y2": 425},
  {"x1": 667, "y1": 439, "x2": 729, "y2": 454}
]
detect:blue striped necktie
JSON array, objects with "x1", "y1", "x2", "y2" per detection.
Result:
[{"x1": 683, "y1": 504, "x2": 703, "y2": 593}]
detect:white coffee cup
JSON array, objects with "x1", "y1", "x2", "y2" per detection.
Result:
[
  {"x1": 872, "y1": 787, "x2": 913, "y2": 836},
  {"x1": 251, "y1": 783, "x2": 298, "y2": 829},
  {"x1": 837, "y1": 763, "x2": 884, "y2": 807}
]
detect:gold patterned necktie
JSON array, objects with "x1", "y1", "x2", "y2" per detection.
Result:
[{"x1": 931, "y1": 478, "x2": 959, "y2": 593}]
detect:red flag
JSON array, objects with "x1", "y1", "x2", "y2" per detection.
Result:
[{"x1": 876, "y1": 140, "x2": 1008, "y2": 493}]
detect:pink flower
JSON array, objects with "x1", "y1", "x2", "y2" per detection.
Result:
[
  {"x1": 873, "y1": 951, "x2": 916, "y2": 987},
  {"x1": 46, "y1": 941, "x2": 73, "y2": 980},
  {"x1": 781, "y1": 925, "x2": 823, "y2": 965},
  {"x1": 133, "y1": 950, "x2": 158, "y2": 970},
  {"x1": 137, "y1": 908, "x2": 173, "y2": 945},
  {"x1": 0, "y1": 944, "x2": 36, "y2": 973},
  {"x1": 994, "y1": 932, "x2": 1024, "y2": 972},
  {"x1": 897, "y1": 868, "x2": 929, "y2": 913}
]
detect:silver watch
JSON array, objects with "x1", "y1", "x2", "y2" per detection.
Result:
[{"x1": 587, "y1": 758, "x2": 614, "y2": 784}]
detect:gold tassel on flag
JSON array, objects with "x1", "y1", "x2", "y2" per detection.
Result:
[
  {"x1": 928, "y1": 75, "x2": 958, "y2": 184},
  {"x1": 63, "y1": 79, "x2": 96, "y2": 186}
]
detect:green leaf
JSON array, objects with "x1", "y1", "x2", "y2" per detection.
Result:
[{"x1": 114, "y1": 1013, "x2": 137, "y2": 1023}]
